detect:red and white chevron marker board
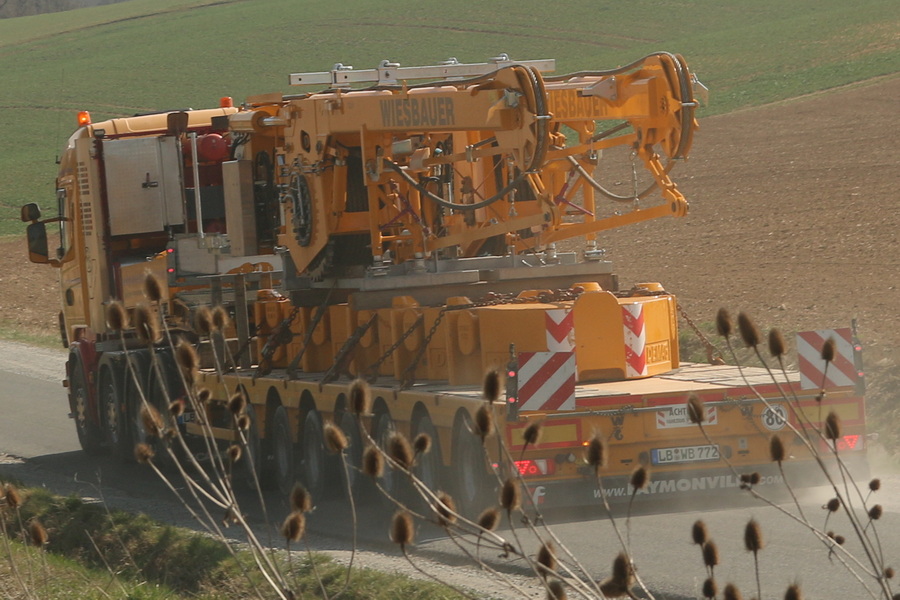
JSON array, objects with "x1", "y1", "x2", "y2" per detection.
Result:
[
  {"x1": 517, "y1": 352, "x2": 576, "y2": 411},
  {"x1": 622, "y1": 303, "x2": 647, "y2": 378},
  {"x1": 796, "y1": 328, "x2": 855, "y2": 390},
  {"x1": 545, "y1": 309, "x2": 574, "y2": 351}
]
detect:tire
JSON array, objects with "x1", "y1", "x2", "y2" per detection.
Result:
[
  {"x1": 451, "y1": 412, "x2": 493, "y2": 518},
  {"x1": 373, "y1": 411, "x2": 406, "y2": 506},
  {"x1": 271, "y1": 406, "x2": 296, "y2": 497},
  {"x1": 99, "y1": 364, "x2": 131, "y2": 461},
  {"x1": 412, "y1": 413, "x2": 442, "y2": 494},
  {"x1": 337, "y1": 410, "x2": 364, "y2": 498},
  {"x1": 70, "y1": 359, "x2": 103, "y2": 455},
  {"x1": 299, "y1": 410, "x2": 327, "y2": 501},
  {"x1": 238, "y1": 404, "x2": 264, "y2": 490}
]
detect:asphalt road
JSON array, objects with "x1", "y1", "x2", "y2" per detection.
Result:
[{"x1": 2, "y1": 341, "x2": 897, "y2": 599}]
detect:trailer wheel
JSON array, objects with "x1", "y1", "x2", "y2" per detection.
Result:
[
  {"x1": 412, "y1": 413, "x2": 442, "y2": 493},
  {"x1": 238, "y1": 405, "x2": 264, "y2": 490},
  {"x1": 451, "y1": 412, "x2": 492, "y2": 518},
  {"x1": 373, "y1": 411, "x2": 405, "y2": 505},
  {"x1": 337, "y1": 410, "x2": 363, "y2": 498},
  {"x1": 99, "y1": 365, "x2": 130, "y2": 461},
  {"x1": 300, "y1": 410, "x2": 326, "y2": 500},
  {"x1": 271, "y1": 406, "x2": 296, "y2": 496},
  {"x1": 70, "y1": 359, "x2": 103, "y2": 455}
]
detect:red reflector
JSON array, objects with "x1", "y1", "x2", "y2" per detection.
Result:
[
  {"x1": 514, "y1": 459, "x2": 554, "y2": 477},
  {"x1": 167, "y1": 268, "x2": 175, "y2": 273},
  {"x1": 167, "y1": 248, "x2": 175, "y2": 253},
  {"x1": 842, "y1": 435, "x2": 860, "y2": 449},
  {"x1": 508, "y1": 370, "x2": 516, "y2": 377},
  {"x1": 508, "y1": 396, "x2": 516, "y2": 404}
]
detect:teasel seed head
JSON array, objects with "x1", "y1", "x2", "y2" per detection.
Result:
[
  {"x1": 281, "y1": 511, "x2": 306, "y2": 543},
  {"x1": 768, "y1": 328, "x2": 786, "y2": 358},
  {"x1": 349, "y1": 379, "x2": 371, "y2": 415},
  {"x1": 4, "y1": 484, "x2": 21, "y2": 509},
  {"x1": 194, "y1": 306, "x2": 213, "y2": 335},
  {"x1": 523, "y1": 420, "x2": 543, "y2": 448},
  {"x1": 600, "y1": 552, "x2": 634, "y2": 598},
  {"x1": 692, "y1": 520, "x2": 708, "y2": 545},
  {"x1": 388, "y1": 431, "x2": 413, "y2": 470},
  {"x1": 474, "y1": 405, "x2": 493, "y2": 442},
  {"x1": 106, "y1": 301, "x2": 127, "y2": 331},
  {"x1": 737, "y1": 312, "x2": 760, "y2": 348},
  {"x1": 687, "y1": 394, "x2": 705, "y2": 424},
  {"x1": 435, "y1": 491, "x2": 457, "y2": 528},
  {"x1": 716, "y1": 308, "x2": 732, "y2": 338},
  {"x1": 413, "y1": 432, "x2": 431, "y2": 456},
  {"x1": 702, "y1": 577, "x2": 717, "y2": 599},
  {"x1": 744, "y1": 519, "x2": 764, "y2": 553},
  {"x1": 134, "y1": 443, "x2": 155, "y2": 464},
  {"x1": 212, "y1": 305, "x2": 230, "y2": 331},
  {"x1": 227, "y1": 392, "x2": 246, "y2": 416},
  {"x1": 390, "y1": 510, "x2": 415, "y2": 548},
  {"x1": 175, "y1": 339, "x2": 198, "y2": 380},
  {"x1": 824, "y1": 411, "x2": 841, "y2": 441},
  {"x1": 324, "y1": 422, "x2": 348, "y2": 453},
  {"x1": 884, "y1": 567, "x2": 894, "y2": 579},
  {"x1": 133, "y1": 304, "x2": 160, "y2": 344},
  {"x1": 143, "y1": 271, "x2": 163, "y2": 303},
  {"x1": 869, "y1": 478, "x2": 881, "y2": 492},
  {"x1": 236, "y1": 414, "x2": 250, "y2": 431},
  {"x1": 723, "y1": 583, "x2": 743, "y2": 600},
  {"x1": 500, "y1": 478, "x2": 521, "y2": 512},
  {"x1": 169, "y1": 400, "x2": 184, "y2": 418},
  {"x1": 483, "y1": 368, "x2": 501, "y2": 402},
  {"x1": 586, "y1": 433, "x2": 607, "y2": 474},
  {"x1": 784, "y1": 583, "x2": 803, "y2": 600},
  {"x1": 703, "y1": 540, "x2": 719, "y2": 569},
  {"x1": 478, "y1": 507, "x2": 500, "y2": 532},
  {"x1": 630, "y1": 466, "x2": 649, "y2": 491},
  {"x1": 196, "y1": 387, "x2": 212, "y2": 404},
  {"x1": 537, "y1": 541, "x2": 557, "y2": 579},
  {"x1": 769, "y1": 435, "x2": 786, "y2": 463},
  {"x1": 821, "y1": 337, "x2": 835, "y2": 363},
  {"x1": 290, "y1": 483, "x2": 313, "y2": 513},
  {"x1": 825, "y1": 497, "x2": 841, "y2": 512},
  {"x1": 546, "y1": 579, "x2": 567, "y2": 600},
  {"x1": 141, "y1": 404, "x2": 164, "y2": 438},
  {"x1": 363, "y1": 445, "x2": 384, "y2": 479},
  {"x1": 29, "y1": 520, "x2": 48, "y2": 547},
  {"x1": 227, "y1": 444, "x2": 242, "y2": 463},
  {"x1": 868, "y1": 504, "x2": 883, "y2": 520}
]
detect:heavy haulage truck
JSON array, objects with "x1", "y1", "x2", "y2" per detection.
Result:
[{"x1": 21, "y1": 53, "x2": 867, "y2": 512}]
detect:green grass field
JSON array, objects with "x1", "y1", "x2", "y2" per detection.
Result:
[{"x1": 1, "y1": 0, "x2": 897, "y2": 234}]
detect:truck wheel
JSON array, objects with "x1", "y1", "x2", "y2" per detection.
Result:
[
  {"x1": 412, "y1": 413, "x2": 442, "y2": 493},
  {"x1": 337, "y1": 410, "x2": 363, "y2": 498},
  {"x1": 71, "y1": 360, "x2": 103, "y2": 455},
  {"x1": 99, "y1": 365, "x2": 131, "y2": 461},
  {"x1": 373, "y1": 411, "x2": 406, "y2": 506},
  {"x1": 299, "y1": 410, "x2": 326, "y2": 501},
  {"x1": 238, "y1": 405, "x2": 264, "y2": 490},
  {"x1": 451, "y1": 412, "x2": 492, "y2": 518},
  {"x1": 271, "y1": 406, "x2": 296, "y2": 497}
]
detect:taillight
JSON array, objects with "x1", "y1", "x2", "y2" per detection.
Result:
[{"x1": 514, "y1": 459, "x2": 555, "y2": 477}]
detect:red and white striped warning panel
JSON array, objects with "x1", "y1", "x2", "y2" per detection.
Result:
[
  {"x1": 622, "y1": 304, "x2": 647, "y2": 378},
  {"x1": 796, "y1": 328, "x2": 855, "y2": 390},
  {"x1": 545, "y1": 309, "x2": 574, "y2": 351},
  {"x1": 517, "y1": 351, "x2": 576, "y2": 411}
]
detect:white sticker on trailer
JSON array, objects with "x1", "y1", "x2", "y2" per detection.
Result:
[{"x1": 656, "y1": 405, "x2": 718, "y2": 429}]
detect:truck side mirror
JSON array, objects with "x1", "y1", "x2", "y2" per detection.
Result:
[
  {"x1": 21, "y1": 202, "x2": 41, "y2": 222},
  {"x1": 26, "y1": 221, "x2": 51, "y2": 264}
]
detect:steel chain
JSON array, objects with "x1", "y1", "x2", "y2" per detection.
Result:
[{"x1": 676, "y1": 301, "x2": 725, "y2": 365}]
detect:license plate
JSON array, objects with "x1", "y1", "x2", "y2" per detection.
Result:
[{"x1": 652, "y1": 444, "x2": 720, "y2": 465}]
